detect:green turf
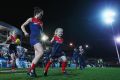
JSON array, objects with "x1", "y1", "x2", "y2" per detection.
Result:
[{"x1": 0, "y1": 67, "x2": 120, "y2": 80}]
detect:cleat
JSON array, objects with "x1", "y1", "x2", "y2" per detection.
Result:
[
  {"x1": 27, "y1": 72, "x2": 37, "y2": 77},
  {"x1": 27, "y1": 69, "x2": 37, "y2": 77},
  {"x1": 63, "y1": 71, "x2": 68, "y2": 76},
  {"x1": 44, "y1": 71, "x2": 48, "y2": 76}
]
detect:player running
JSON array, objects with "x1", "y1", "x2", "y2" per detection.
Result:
[
  {"x1": 21, "y1": 7, "x2": 44, "y2": 77},
  {"x1": 44, "y1": 28, "x2": 68, "y2": 76}
]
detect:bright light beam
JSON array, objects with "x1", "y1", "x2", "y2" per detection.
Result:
[
  {"x1": 102, "y1": 9, "x2": 116, "y2": 24},
  {"x1": 69, "y1": 42, "x2": 73, "y2": 46},
  {"x1": 41, "y1": 34, "x2": 49, "y2": 41},
  {"x1": 115, "y1": 36, "x2": 120, "y2": 43},
  {"x1": 85, "y1": 44, "x2": 89, "y2": 48}
]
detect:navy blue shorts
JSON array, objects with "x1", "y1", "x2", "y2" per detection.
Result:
[
  {"x1": 30, "y1": 33, "x2": 41, "y2": 46},
  {"x1": 9, "y1": 44, "x2": 17, "y2": 54},
  {"x1": 30, "y1": 38, "x2": 40, "y2": 46},
  {"x1": 49, "y1": 44, "x2": 63, "y2": 59}
]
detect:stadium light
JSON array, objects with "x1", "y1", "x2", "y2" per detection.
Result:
[
  {"x1": 41, "y1": 34, "x2": 49, "y2": 41},
  {"x1": 85, "y1": 44, "x2": 89, "y2": 48},
  {"x1": 69, "y1": 42, "x2": 73, "y2": 47},
  {"x1": 102, "y1": 9, "x2": 116, "y2": 24},
  {"x1": 101, "y1": 9, "x2": 120, "y2": 64},
  {"x1": 115, "y1": 36, "x2": 120, "y2": 43}
]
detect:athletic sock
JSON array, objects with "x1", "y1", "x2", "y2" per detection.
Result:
[
  {"x1": 45, "y1": 61, "x2": 52, "y2": 72},
  {"x1": 61, "y1": 61, "x2": 67, "y2": 73}
]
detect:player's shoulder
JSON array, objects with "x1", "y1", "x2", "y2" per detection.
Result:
[
  {"x1": 27, "y1": 17, "x2": 32, "y2": 22},
  {"x1": 53, "y1": 35, "x2": 57, "y2": 37},
  {"x1": 53, "y1": 35, "x2": 58, "y2": 38}
]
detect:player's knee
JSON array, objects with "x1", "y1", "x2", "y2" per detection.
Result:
[
  {"x1": 50, "y1": 58, "x2": 53, "y2": 62},
  {"x1": 35, "y1": 43, "x2": 43, "y2": 54},
  {"x1": 11, "y1": 59, "x2": 15, "y2": 62},
  {"x1": 61, "y1": 56, "x2": 67, "y2": 62},
  {"x1": 38, "y1": 51, "x2": 43, "y2": 57},
  {"x1": 63, "y1": 59, "x2": 67, "y2": 62}
]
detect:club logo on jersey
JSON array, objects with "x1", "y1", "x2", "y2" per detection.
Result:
[{"x1": 32, "y1": 18, "x2": 43, "y2": 27}]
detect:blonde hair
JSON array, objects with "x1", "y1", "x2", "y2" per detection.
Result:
[{"x1": 54, "y1": 28, "x2": 63, "y2": 35}]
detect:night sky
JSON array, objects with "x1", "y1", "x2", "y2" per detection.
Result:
[{"x1": 0, "y1": 0, "x2": 120, "y2": 61}]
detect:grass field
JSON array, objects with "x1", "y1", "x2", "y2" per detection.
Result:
[{"x1": 0, "y1": 67, "x2": 120, "y2": 80}]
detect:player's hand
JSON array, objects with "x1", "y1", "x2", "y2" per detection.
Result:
[
  {"x1": 56, "y1": 41, "x2": 62, "y2": 44},
  {"x1": 24, "y1": 32, "x2": 29, "y2": 37},
  {"x1": 46, "y1": 41, "x2": 52, "y2": 46}
]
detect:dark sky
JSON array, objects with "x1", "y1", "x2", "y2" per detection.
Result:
[{"x1": 1, "y1": 0, "x2": 120, "y2": 61}]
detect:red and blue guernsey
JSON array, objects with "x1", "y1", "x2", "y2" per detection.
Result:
[
  {"x1": 50, "y1": 35, "x2": 64, "y2": 58},
  {"x1": 29, "y1": 17, "x2": 43, "y2": 46},
  {"x1": 10, "y1": 35, "x2": 16, "y2": 43}
]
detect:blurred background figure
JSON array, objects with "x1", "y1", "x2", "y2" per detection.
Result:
[
  {"x1": 72, "y1": 48, "x2": 79, "y2": 69},
  {"x1": 97, "y1": 58, "x2": 104, "y2": 68},
  {"x1": 78, "y1": 45, "x2": 86, "y2": 70},
  {"x1": 16, "y1": 45, "x2": 28, "y2": 68}
]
